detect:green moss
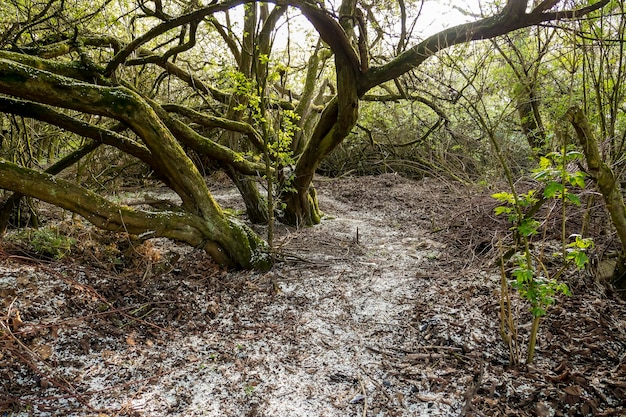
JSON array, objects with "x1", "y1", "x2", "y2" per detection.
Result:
[{"x1": 8, "y1": 226, "x2": 76, "y2": 259}]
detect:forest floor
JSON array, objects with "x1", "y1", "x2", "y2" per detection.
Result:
[{"x1": 1, "y1": 173, "x2": 626, "y2": 417}]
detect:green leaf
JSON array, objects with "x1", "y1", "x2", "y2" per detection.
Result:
[
  {"x1": 545, "y1": 151, "x2": 560, "y2": 160},
  {"x1": 531, "y1": 306, "x2": 547, "y2": 317},
  {"x1": 544, "y1": 181, "x2": 564, "y2": 198},
  {"x1": 565, "y1": 193, "x2": 581, "y2": 206},
  {"x1": 494, "y1": 206, "x2": 511, "y2": 215},
  {"x1": 492, "y1": 192, "x2": 514, "y2": 204},
  {"x1": 518, "y1": 218, "x2": 540, "y2": 237},
  {"x1": 569, "y1": 172, "x2": 586, "y2": 188},
  {"x1": 557, "y1": 283, "x2": 572, "y2": 297},
  {"x1": 569, "y1": 251, "x2": 589, "y2": 269},
  {"x1": 512, "y1": 266, "x2": 534, "y2": 284},
  {"x1": 565, "y1": 150, "x2": 584, "y2": 161},
  {"x1": 519, "y1": 190, "x2": 538, "y2": 206},
  {"x1": 538, "y1": 156, "x2": 552, "y2": 169}
]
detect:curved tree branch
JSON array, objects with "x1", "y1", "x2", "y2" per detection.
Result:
[
  {"x1": 359, "y1": 0, "x2": 610, "y2": 95},
  {"x1": 105, "y1": 0, "x2": 245, "y2": 76},
  {"x1": 13, "y1": 35, "x2": 122, "y2": 59},
  {"x1": 163, "y1": 103, "x2": 265, "y2": 151},
  {"x1": 284, "y1": 0, "x2": 361, "y2": 76},
  {"x1": 0, "y1": 50, "x2": 108, "y2": 83},
  {"x1": 0, "y1": 97, "x2": 153, "y2": 164},
  {"x1": 0, "y1": 160, "x2": 234, "y2": 266},
  {"x1": 157, "y1": 104, "x2": 269, "y2": 175},
  {"x1": 0, "y1": 56, "x2": 272, "y2": 269}
]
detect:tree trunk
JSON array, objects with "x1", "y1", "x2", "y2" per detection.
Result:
[
  {"x1": 0, "y1": 140, "x2": 101, "y2": 234},
  {"x1": 0, "y1": 160, "x2": 271, "y2": 269},
  {"x1": 226, "y1": 167, "x2": 269, "y2": 224},
  {"x1": 515, "y1": 82, "x2": 546, "y2": 150},
  {"x1": 283, "y1": 0, "x2": 611, "y2": 227},
  {"x1": 284, "y1": 45, "x2": 360, "y2": 226},
  {"x1": 567, "y1": 106, "x2": 626, "y2": 290},
  {"x1": 0, "y1": 54, "x2": 271, "y2": 270}
]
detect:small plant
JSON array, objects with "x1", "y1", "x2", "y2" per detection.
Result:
[
  {"x1": 244, "y1": 384, "x2": 256, "y2": 396},
  {"x1": 9, "y1": 226, "x2": 76, "y2": 259},
  {"x1": 532, "y1": 147, "x2": 587, "y2": 258},
  {"x1": 229, "y1": 67, "x2": 298, "y2": 252},
  {"x1": 493, "y1": 147, "x2": 591, "y2": 364}
]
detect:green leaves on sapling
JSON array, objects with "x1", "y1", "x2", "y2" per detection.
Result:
[
  {"x1": 532, "y1": 147, "x2": 586, "y2": 205},
  {"x1": 563, "y1": 234, "x2": 594, "y2": 269},
  {"x1": 492, "y1": 190, "x2": 538, "y2": 223},
  {"x1": 493, "y1": 145, "x2": 591, "y2": 363},
  {"x1": 518, "y1": 218, "x2": 540, "y2": 237}
]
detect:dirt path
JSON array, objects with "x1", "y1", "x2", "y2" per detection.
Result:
[{"x1": 1, "y1": 174, "x2": 625, "y2": 416}]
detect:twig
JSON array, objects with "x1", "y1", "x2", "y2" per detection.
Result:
[
  {"x1": 358, "y1": 375, "x2": 368, "y2": 417},
  {"x1": 0, "y1": 318, "x2": 94, "y2": 410},
  {"x1": 39, "y1": 265, "x2": 169, "y2": 333},
  {"x1": 419, "y1": 345, "x2": 464, "y2": 352},
  {"x1": 113, "y1": 367, "x2": 163, "y2": 417},
  {"x1": 460, "y1": 356, "x2": 485, "y2": 416},
  {"x1": 359, "y1": 366, "x2": 396, "y2": 408}
]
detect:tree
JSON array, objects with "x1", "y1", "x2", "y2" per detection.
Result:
[
  {"x1": 492, "y1": 28, "x2": 554, "y2": 151},
  {"x1": 564, "y1": 2, "x2": 626, "y2": 289},
  {"x1": 0, "y1": 0, "x2": 611, "y2": 268}
]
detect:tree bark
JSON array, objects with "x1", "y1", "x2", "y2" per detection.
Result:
[
  {"x1": 568, "y1": 106, "x2": 626, "y2": 290},
  {"x1": 0, "y1": 141, "x2": 101, "y2": 234},
  {"x1": 0, "y1": 55, "x2": 271, "y2": 269},
  {"x1": 516, "y1": 82, "x2": 547, "y2": 149}
]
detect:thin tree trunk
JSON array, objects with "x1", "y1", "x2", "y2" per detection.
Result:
[{"x1": 568, "y1": 106, "x2": 626, "y2": 290}]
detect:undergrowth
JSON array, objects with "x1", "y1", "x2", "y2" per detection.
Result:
[{"x1": 6, "y1": 226, "x2": 76, "y2": 260}]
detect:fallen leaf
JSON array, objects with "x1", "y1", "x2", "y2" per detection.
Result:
[
  {"x1": 564, "y1": 385, "x2": 582, "y2": 396},
  {"x1": 349, "y1": 394, "x2": 365, "y2": 404},
  {"x1": 80, "y1": 335, "x2": 91, "y2": 353},
  {"x1": 535, "y1": 401, "x2": 552, "y2": 417},
  {"x1": 33, "y1": 344, "x2": 53, "y2": 360},
  {"x1": 16, "y1": 274, "x2": 30, "y2": 286},
  {"x1": 10, "y1": 311, "x2": 24, "y2": 332}
]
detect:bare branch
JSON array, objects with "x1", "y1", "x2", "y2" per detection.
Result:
[
  {"x1": 105, "y1": 0, "x2": 245, "y2": 77},
  {"x1": 359, "y1": 0, "x2": 610, "y2": 95}
]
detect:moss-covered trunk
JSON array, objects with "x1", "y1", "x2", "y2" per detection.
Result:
[
  {"x1": 568, "y1": 106, "x2": 626, "y2": 290},
  {"x1": 0, "y1": 55, "x2": 270, "y2": 270},
  {"x1": 284, "y1": 53, "x2": 360, "y2": 226},
  {"x1": 516, "y1": 83, "x2": 546, "y2": 150},
  {"x1": 0, "y1": 141, "x2": 100, "y2": 233}
]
